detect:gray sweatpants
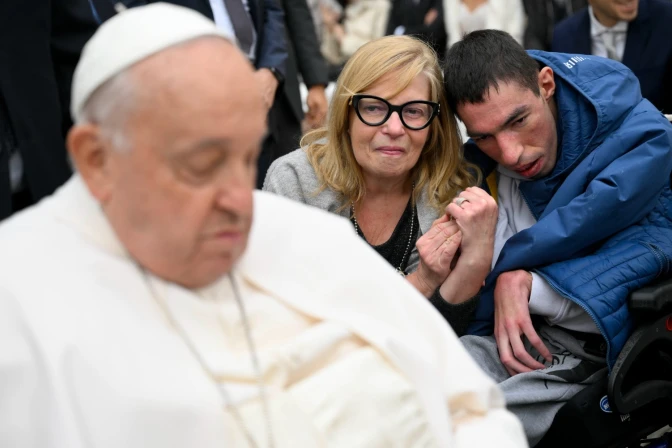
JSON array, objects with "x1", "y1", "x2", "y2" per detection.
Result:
[{"x1": 461, "y1": 325, "x2": 608, "y2": 447}]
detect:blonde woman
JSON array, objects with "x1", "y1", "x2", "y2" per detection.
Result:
[{"x1": 263, "y1": 36, "x2": 497, "y2": 333}]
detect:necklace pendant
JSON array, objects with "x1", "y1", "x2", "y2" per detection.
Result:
[{"x1": 396, "y1": 267, "x2": 407, "y2": 277}]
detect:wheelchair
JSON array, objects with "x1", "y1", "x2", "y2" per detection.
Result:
[{"x1": 536, "y1": 276, "x2": 672, "y2": 448}]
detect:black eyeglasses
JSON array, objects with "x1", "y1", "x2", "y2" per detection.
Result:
[{"x1": 350, "y1": 94, "x2": 440, "y2": 131}]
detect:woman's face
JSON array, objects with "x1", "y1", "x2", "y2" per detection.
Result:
[{"x1": 348, "y1": 73, "x2": 432, "y2": 183}]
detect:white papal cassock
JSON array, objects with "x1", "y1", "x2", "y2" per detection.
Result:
[{"x1": 0, "y1": 175, "x2": 527, "y2": 448}]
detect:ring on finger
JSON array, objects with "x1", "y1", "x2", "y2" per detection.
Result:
[{"x1": 455, "y1": 197, "x2": 470, "y2": 207}]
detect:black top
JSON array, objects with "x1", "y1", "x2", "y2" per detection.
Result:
[
  {"x1": 350, "y1": 196, "x2": 479, "y2": 335},
  {"x1": 350, "y1": 197, "x2": 420, "y2": 274}
]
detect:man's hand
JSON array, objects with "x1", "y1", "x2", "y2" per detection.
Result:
[
  {"x1": 407, "y1": 215, "x2": 462, "y2": 296},
  {"x1": 424, "y1": 8, "x2": 438, "y2": 25},
  {"x1": 494, "y1": 270, "x2": 552, "y2": 376},
  {"x1": 254, "y1": 68, "x2": 279, "y2": 110},
  {"x1": 305, "y1": 85, "x2": 328, "y2": 129}
]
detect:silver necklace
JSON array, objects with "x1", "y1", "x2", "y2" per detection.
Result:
[
  {"x1": 143, "y1": 269, "x2": 275, "y2": 448},
  {"x1": 351, "y1": 183, "x2": 415, "y2": 276}
]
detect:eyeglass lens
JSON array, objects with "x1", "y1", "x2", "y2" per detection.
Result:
[{"x1": 357, "y1": 97, "x2": 433, "y2": 128}]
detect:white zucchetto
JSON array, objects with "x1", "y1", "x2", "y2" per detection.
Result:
[{"x1": 71, "y1": 3, "x2": 234, "y2": 122}]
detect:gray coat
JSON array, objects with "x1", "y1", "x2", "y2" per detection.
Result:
[{"x1": 262, "y1": 148, "x2": 440, "y2": 274}]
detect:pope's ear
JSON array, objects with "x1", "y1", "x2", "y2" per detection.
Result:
[{"x1": 67, "y1": 124, "x2": 114, "y2": 203}]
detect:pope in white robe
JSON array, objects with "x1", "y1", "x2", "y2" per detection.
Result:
[{"x1": 0, "y1": 4, "x2": 527, "y2": 448}]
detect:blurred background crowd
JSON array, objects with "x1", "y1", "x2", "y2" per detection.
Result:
[{"x1": 0, "y1": 0, "x2": 670, "y2": 220}]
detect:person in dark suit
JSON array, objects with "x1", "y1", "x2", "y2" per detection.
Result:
[
  {"x1": 268, "y1": 0, "x2": 329, "y2": 187},
  {"x1": 385, "y1": 0, "x2": 447, "y2": 60},
  {"x1": 0, "y1": 0, "x2": 118, "y2": 220},
  {"x1": 523, "y1": 0, "x2": 587, "y2": 51},
  {"x1": 152, "y1": 0, "x2": 288, "y2": 184},
  {"x1": 552, "y1": 0, "x2": 672, "y2": 113}
]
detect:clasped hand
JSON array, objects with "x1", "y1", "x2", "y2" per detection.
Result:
[
  {"x1": 412, "y1": 187, "x2": 497, "y2": 299},
  {"x1": 413, "y1": 215, "x2": 462, "y2": 292},
  {"x1": 445, "y1": 186, "x2": 498, "y2": 259}
]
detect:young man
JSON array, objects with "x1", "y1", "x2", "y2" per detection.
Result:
[{"x1": 443, "y1": 29, "x2": 672, "y2": 445}]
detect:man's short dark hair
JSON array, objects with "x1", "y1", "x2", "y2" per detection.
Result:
[{"x1": 443, "y1": 30, "x2": 541, "y2": 115}]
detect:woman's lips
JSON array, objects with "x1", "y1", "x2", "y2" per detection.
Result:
[{"x1": 376, "y1": 146, "x2": 405, "y2": 156}]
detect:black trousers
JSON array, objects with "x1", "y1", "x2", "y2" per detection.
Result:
[{"x1": 256, "y1": 95, "x2": 302, "y2": 189}]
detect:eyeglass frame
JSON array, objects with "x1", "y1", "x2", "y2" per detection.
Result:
[{"x1": 349, "y1": 94, "x2": 440, "y2": 131}]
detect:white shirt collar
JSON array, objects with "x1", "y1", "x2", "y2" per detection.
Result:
[{"x1": 589, "y1": 6, "x2": 628, "y2": 38}]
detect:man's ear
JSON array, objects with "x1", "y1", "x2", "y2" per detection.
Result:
[
  {"x1": 538, "y1": 66, "x2": 556, "y2": 101},
  {"x1": 67, "y1": 124, "x2": 115, "y2": 203}
]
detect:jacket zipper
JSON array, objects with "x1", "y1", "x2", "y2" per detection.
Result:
[{"x1": 644, "y1": 242, "x2": 668, "y2": 277}]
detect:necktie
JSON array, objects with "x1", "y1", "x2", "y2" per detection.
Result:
[
  {"x1": 602, "y1": 30, "x2": 626, "y2": 62},
  {"x1": 222, "y1": 0, "x2": 255, "y2": 56}
]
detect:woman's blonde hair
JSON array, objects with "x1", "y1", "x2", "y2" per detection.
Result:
[{"x1": 302, "y1": 35, "x2": 480, "y2": 212}]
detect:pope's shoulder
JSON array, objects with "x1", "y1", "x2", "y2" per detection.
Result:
[
  {"x1": 0, "y1": 196, "x2": 58, "y2": 255},
  {"x1": 253, "y1": 189, "x2": 352, "y2": 236}
]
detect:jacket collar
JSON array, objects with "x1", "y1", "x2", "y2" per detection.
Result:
[
  {"x1": 622, "y1": 0, "x2": 652, "y2": 70},
  {"x1": 589, "y1": 6, "x2": 629, "y2": 38}
]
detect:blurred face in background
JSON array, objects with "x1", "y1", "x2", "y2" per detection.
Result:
[{"x1": 589, "y1": 0, "x2": 639, "y2": 27}]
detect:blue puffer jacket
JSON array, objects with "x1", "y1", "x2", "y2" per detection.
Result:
[{"x1": 465, "y1": 51, "x2": 672, "y2": 369}]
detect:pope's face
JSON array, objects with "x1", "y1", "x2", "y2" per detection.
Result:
[{"x1": 101, "y1": 39, "x2": 266, "y2": 289}]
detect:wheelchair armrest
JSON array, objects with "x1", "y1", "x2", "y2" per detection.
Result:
[
  {"x1": 629, "y1": 277, "x2": 672, "y2": 314},
  {"x1": 607, "y1": 316, "x2": 672, "y2": 413},
  {"x1": 608, "y1": 276, "x2": 672, "y2": 414}
]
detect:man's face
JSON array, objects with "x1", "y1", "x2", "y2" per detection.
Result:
[
  {"x1": 457, "y1": 70, "x2": 558, "y2": 179},
  {"x1": 101, "y1": 39, "x2": 266, "y2": 288},
  {"x1": 590, "y1": 0, "x2": 639, "y2": 26}
]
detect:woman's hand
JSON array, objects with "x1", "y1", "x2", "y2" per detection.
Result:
[
  {"x1": 445, "y1": 186, "x2": 498, "y2": 269},
  {"x1": 406, "y1": 215, "x2": 462, "y2": 297},
  {"x1": 438, "y1": 187, "x2": 498, "y2": 304}
]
